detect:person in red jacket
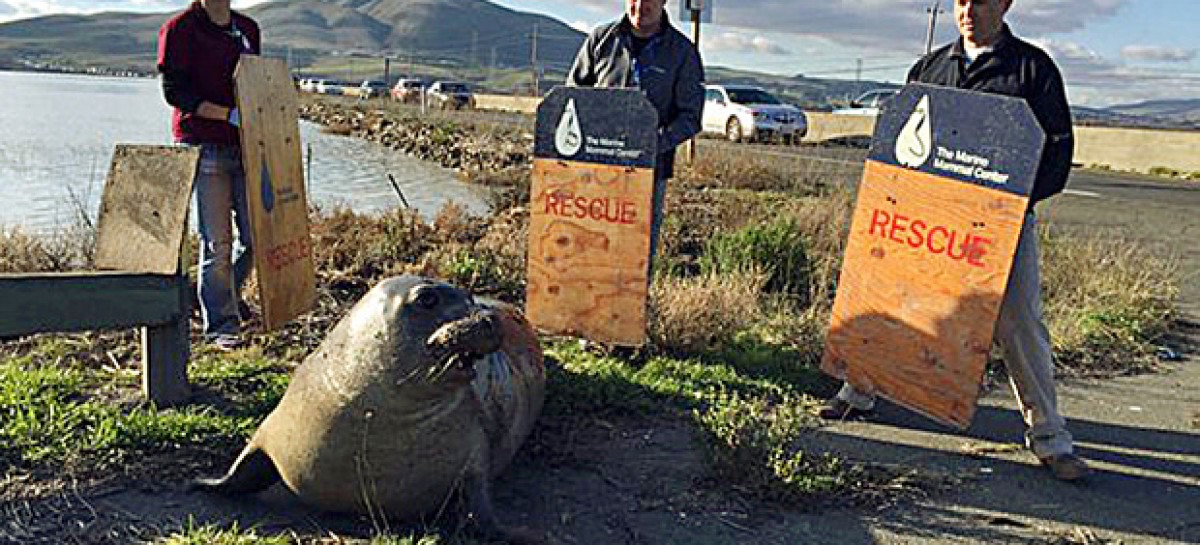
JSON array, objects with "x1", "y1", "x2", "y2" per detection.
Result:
[{"x1": 157, "y1": 0, "x2": 260, "y2": 350}]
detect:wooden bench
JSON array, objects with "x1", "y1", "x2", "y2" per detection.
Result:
[
  {"x1": 0, "y1": 145, "x2": 200, "y2": 405},
  {"x1": 0, "y1": 271, "x2": 190, "y2": 404}
]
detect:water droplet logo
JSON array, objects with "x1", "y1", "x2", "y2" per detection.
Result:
[
  {"x1": 260, "y1": 157, "x2": 276, "y2": 213},
  {"x1": 555, "y1": 98, "x2": 583, "y2": 157},
  {"x1": 896, "y1": 95, "x2": 932, "y2": 168}
]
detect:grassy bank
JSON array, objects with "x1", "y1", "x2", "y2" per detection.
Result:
[{"x1": 0, "y1": 97, "x2": 1184, "y2": 543}]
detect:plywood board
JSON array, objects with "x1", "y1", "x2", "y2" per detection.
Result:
[
  {"x1": 526, "y1": 87, "x2": 659, "y2": 346},
  {"x1": 526, "y1": 159, "x2": 654, "y2": 345},
  {"x1": 822, "y1": 84, "x2": 1046, "y2": 429},
  {"x1": 822, "y1": 161, "x2": 1027, "y2": 427},
  {"x1": 234, "y1": 56, "x2": 316, "y2": 330},
  {"x1": 94, "y1": 145, "x2": 200, "y2": 274}
]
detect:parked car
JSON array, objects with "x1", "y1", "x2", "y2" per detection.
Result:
[
  {"x1": 833, "y1": 89, "x2": 898, "y2": 116},
  {"x1": 426, "y1": 81, "x2": 474, "y2": 110},
  {"x1": 702, "y1": 84, "x2": 807, "y2": 143},
  {"x1": 390, "y1": 78, "x2": 426, "y2": 103},
  {"x1": 359, "y1": 79, "x2": 390, "y2": 99},
  {"x1": 316, "y1": 80, "x2": 350, "y2": 95}
]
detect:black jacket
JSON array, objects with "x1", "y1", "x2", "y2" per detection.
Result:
[
  {"x1": 567, "y1": 13, "x2": 705, "y2": 179},
  {"x1": 907, "y1": 26, "x2": 1073, "y2": 204}
]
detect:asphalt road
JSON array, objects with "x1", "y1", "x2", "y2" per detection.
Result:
[{"x1": 1044, "y1": 169, "x2": 1200, "y2": 316}]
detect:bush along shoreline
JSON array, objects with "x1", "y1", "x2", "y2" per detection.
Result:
[{"x1": 0, "y1": 95, "x2": 1184, "y2": 543}]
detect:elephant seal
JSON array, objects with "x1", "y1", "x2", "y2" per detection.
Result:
[{"x1": 195, "y1": 275, "x2": 545, "y2": 537}]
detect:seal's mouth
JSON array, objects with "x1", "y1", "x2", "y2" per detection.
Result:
[{"x1": 422, "y1": 309, "x2": 503, "y2": 383}]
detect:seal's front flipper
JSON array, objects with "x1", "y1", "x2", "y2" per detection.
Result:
[{"x1": 191, "y1": 445, "x2": 280, "y2": 495}]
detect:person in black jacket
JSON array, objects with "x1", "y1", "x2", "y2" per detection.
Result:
[
  {"x1": 567, "y1": 0, "x2": 705, "y2": 259},
  {"x1": 820, "y1": 0, "x2": 1090, "y2": 482}
]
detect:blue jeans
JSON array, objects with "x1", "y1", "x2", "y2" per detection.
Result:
[
  {"x1": 195, "y1": 144, "x2": 253, "y2": 337},
  {"x1": 648, "y1": 171, "x2": 667, "y2": 264}
]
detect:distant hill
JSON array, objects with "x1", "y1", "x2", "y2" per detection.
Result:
[
  {"x1": 0, "y1": 0, "x2": 584, "y2": 73},
  {"x1": 1105, "y1": 99, "x2": 1200, "y2": 127}
]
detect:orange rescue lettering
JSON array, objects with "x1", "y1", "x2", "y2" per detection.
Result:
[
  {"x1": 867, "y1": 209, "x2": 992, "y2": 268},
  {"x1": 544, "y1": 190, "x2": 637, "y2": 225}
]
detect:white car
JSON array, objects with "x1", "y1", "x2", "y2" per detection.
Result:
[
  {"x1": 359, "y1": 80, "x2": 390, "y2": 99},
  {"x1": 833, "y1": 89, "x2": 898, "y2": 116},
  {"x1": 316, "y1": 80, "x2": 349, "y2": 95},
  {"x1": 702, "y1": 84, "x2": 807, "y2": 143}
]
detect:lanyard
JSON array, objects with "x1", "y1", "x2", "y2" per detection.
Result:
[{"x1": 226, "y1": 21, "x2": 253, "y2": 54}]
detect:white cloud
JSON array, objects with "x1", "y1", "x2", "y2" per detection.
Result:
[
  {"x1": 0, "y1": 2, "x2": 14, "y2": 15},
  {"x1": 704, "y1": 32, "x2": 790, "y2": 55},
  {"x1": 1121, "y1": 45, "x2": 1196, "y2": 63},
  {"x1": 1030, "y1": 38, "x2": 1200, "y2": 106},
  {"x1": 569, "y1": 19, "x2": 591, "y2": 32}
]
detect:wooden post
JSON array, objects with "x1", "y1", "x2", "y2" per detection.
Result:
[
  {"x1": 686, "y1": 8, "x2": 701, "y2": 164},
  {"x1": 141, "y1": 272, "x2": 190, "y2": 406}
]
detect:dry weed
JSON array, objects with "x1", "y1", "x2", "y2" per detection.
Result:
[
  {"x1": 0, "y1": 227, "x2": 92, "y2": 273},
  {"x1": 1041, "y1": 228, "x2": 1180, "y2": 374},
  {"x1": 650, "y1": 269, "x2": 768, "y2": 354}
]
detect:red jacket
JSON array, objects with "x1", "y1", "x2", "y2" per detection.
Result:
[{"x1": 157, "y1": 1, "x2": 260, "y2": 145}]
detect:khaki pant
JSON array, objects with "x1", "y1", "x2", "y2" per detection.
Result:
[{"x1": 836, "y1": 212, "x2": 1074, "y2": 458}]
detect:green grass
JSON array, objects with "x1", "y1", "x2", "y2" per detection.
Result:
[
  {"x1": 0, "y1": 340, "x2": 288, "y2": 469},
  {"x1": 700, "y1": 218, "x2": 812, "y2": 299},
  {"x1": 543, "y1": 338, "x2": 880, "y2": 503},
  {"x1": 154, "y1": 520, "x2": 293, "y2": 545}
]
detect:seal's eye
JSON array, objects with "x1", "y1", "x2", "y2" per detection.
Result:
[{"x1": 414, "y1": 290, "x2": 440, "y2": 310}]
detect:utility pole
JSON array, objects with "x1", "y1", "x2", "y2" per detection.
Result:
[
  {"x1": 855, "y1": 58, "x2": 862, "y2": 95},
  {"x1": 383, "y1": 57, "x2": 391, "y2": 86},
  {"x1": 470, "y1": 31, "x2": 478, "y2": 68},
  {"x1": 489, "y1": 46, "x2": 497, "y2": 83},
  {"x1": 925, "y1": 1, "x2": 944, "y2": 55},
  {"x1": 530, "y1": 23, "x2": 540, "y2": 97}
]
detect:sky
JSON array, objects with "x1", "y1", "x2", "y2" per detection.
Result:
[{"x1": 1, "y1": 0, "x2": 1198, "y2": 107}]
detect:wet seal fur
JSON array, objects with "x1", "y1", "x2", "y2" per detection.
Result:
[{"x1": 194, "y1": 275, "x2": 545, "y2": 538}]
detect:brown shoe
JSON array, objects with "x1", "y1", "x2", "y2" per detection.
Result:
[
  {"x1": 817, "y1": 398, "x2": 874, "y2": 420},
  {"x1": 1040, "y1": 453, "x2": 1092, "y2": 481}
]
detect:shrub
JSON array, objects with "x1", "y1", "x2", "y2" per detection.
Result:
[
  {"x1": 0, "y1": 226, "x2": 92, "y2": 273},
  {"x1": 308, "y1": 207, "x2": 433, "y2": 281},
  {"x1": 697, "y1": 391, "x2": 852, "y2": 503},
  {"x1": 700, "y1": 219, "x2": 811, "y2": 299}
]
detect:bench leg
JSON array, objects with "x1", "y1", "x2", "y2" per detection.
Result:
[{"x1": 141, "y1": 275, "x2": 191, "y2": 405}]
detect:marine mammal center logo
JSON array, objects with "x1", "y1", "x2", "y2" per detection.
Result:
[
  {"x1": 555, "y1": 98, "x2": 583, "y2": 157},
  {"x1": 896, "y1": 95, "x2": 932, "y2": 168}
]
